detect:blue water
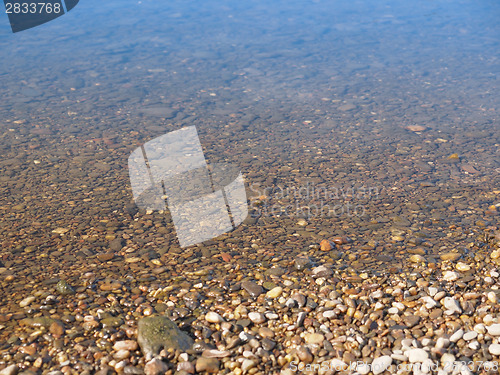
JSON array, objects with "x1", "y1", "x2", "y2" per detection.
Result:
[
  {"x1": 0, "y1": 0, "x2": 498, "y2": 196},
  {"x1": 1, "y1": 0, "x2": 498, "y2": 115}
]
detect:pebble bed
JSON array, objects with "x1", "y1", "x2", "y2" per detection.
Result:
[
  {"x1": 0, "y1": 3, "x2": 499, "y2": 372},
  {"x1": 1, "y1": 226, "x2": 500, "y2": 374}
]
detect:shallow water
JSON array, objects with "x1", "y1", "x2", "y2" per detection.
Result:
[{"x1": 0, "y1": 0, "x2": 498, "y2": 277}]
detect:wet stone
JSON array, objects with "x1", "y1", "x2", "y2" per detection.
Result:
[
  {"x1": 195, "y1": 357, "x2": 220, "y2": 373},
  {"x1": 294, "y1": 257, "x2": 312, "y2": 271},
  {"x1": 0, "y1": 365, "x2": 19, "y2": 375},
  {"x1": 56, "y1": 280, "x2": 75, "y2": 295},
  {"x1": 144, "y1": 358, "x2": 169, "y2": 375},
  {"x1": 262, "y1": 338, "x2": 276, "y2": 351},
  {"x1": 241, "y1": 281, "x2": 263, "y2": 298},
  {"x1": 137, "y1": 316, "x2": 194, "y2": 360},
  {"x1": 264, "y1": 267, "x2": 286, "y2": 277},
  {"x1": 101, "y1": 317, "x2": 123, "y2": 328},
  {"x1": 402, "y1": 315, "x2": 420, "y2": 328}
]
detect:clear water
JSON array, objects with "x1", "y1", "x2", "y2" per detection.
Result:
[{"x1": 0, "y1": 0, "x2": 498, "y2": 271}]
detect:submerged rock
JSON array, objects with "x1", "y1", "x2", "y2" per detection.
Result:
[
  {"x1": 137, "y1": 316, "x2": 194, "y2": 360},
  {"x1": 56, "y1": 280, "x2": 75, "y2": 295}
]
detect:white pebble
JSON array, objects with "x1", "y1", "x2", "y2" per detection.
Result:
[
  {"x1": 372, "y1": 356, "x2": 392, "y2": 374},
  {"x1": 443, "y1": 271, "x2": 459, "y2": 281},
  {"x1": 19, "y1": 296, "x2": 36, "y2": 308},
  {"x1": 456, "y1": 262, "x2": 470, "y2": 271},
  {"x1": 421, "y1": 296, "x2": 438, "y2": 309},
  {"x1": 486, "y1": 323, "x2": 500, "y2": 336},
  {"x1": 0, "y1": 365, "x2": 19, "y2": 375},
  {"x1": 421, "y1": 338, "x2": 432, "y2": 347},
  {"x1": 474, "y1": 324, "x2": 486, "y2": 334},
  {"x1": 391, "y1": 353, "x2": 408, "y2": 362},
  {"x1": 248, "y1": 312, "x2": 266, "y2": 324},
  {"x1": 241, "y1": 359, "x2": 256, "y2": 373},
  {"x1": 371, "y1": 290, "x2": 383, "y2": 299},
  {"x1": 440, "y1": 353, "x2": 455, "y2": 364},
  {"x1": 487, "y1": 291, "x2": 498, "y2": 303},
  {"x1": 323, "y1": 310, "x2": 336, "y2": 319},
  {"x1": 428, "y1": 286, "x2": 438, "y2": 297},
  {"x1": 463, "y1": 331, "x2": 477, "y2": 341},
  {"x1": 468, "y1": 340, "x2": 480, "y2": 350},
  {"x1": 443, "y1": 297, "x2": 462, "y2": 314},
  {"x1": 450, "y1": 329, "x2": 464, "y2": 343},
  {"x1": 354, "y1": 362, "x2": 370, "y2": 374},
  {"x1": 205, "y1": 311, "x2": 224, "y2": 323},
  {"x1": 265, "y1": 312, "x2": 279, "y2": 320},
  {"x1": 374, "y1": 301, "x2": 385, "y2": 311},
  {"x1": 405, "y1": 348, "x2": 429, "y2": 363},
  {"x1": 387, "y1": 307, "x2": 399, "y2": 314},
  {"x1": 488, "y1": 343, "x2": 500, "y2": 355},
  {"x1": 393, "y1": 302, "x2": 405, "y2": 311},
  {"x1": 483, "y1": 314, "x2": 494, "y2": 325},
  {"x1": 435, "y1": 337, "x2": 450, "y2": 349}
]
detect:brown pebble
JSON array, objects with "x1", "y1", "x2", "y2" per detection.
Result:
[
  {"x1": 320, "y1": 239, "x2": 333, "y2": 251},
  {"x1": 49, "y1": 321, "x2": 65, "y2": 338}
]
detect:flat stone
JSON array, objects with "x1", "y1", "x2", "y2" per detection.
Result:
[
  {"x1": 406, "y1": 125, "x2": 427, "y2": 132},
  {"x1": 402, "y1": 315, "x2": 420, "y2": 328},
  {"x1": 144, "y1": 358, "x2": 169, "y2": 375},
  {"x1": 113, "y1": 340, "x2": 138, "y2": 351},
  {"x1": 266, "y1": 287, "x2": 283, "y2": 299},
  {"x1": 241, "y1": 281, "x2": 263, "y2": 298},
  {"x1": 202, "y1": 349, "x2": 231, "y2": 358},
  {"x1": 19, "y1": 296, "x2": 36, "y2": 308},
  {"x1": 304, "y1": 333, "x2": 324, "y2": 345},
  {"x1": 195, "y1": 358, "x2": 220, "y2": 373},
  {"x1": 339, "y1": 103, "x2": 356, "y2": 111},
  {"x1": 440, "y1": 252, "x2": 461, "y2": 261},
  {"x1": 262, "y1": 338, "x2": 276, "y2": 351},
  {"x1": 463, "y1": 331, "x2": 477, "y2": 341},
  {"x1": 139, "y1": 107, "x2": 178, "y2": 118},
  {"x1": 137, "y1": 316, "x2": 194, "y2": 360},
  {"x1": 312, "y1": 265, "x2": 332, "y2": 278}
]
